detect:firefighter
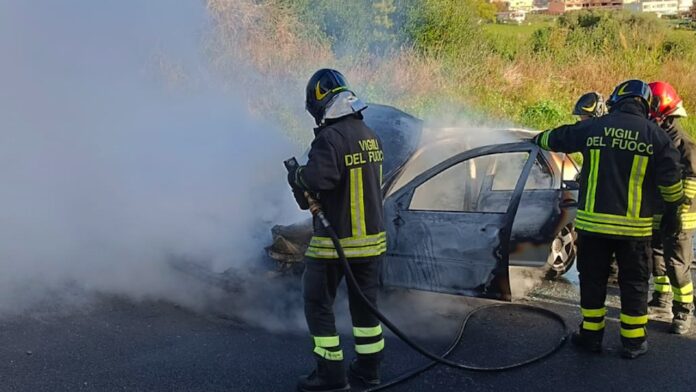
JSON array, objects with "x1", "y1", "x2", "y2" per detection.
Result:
[
  {"x1": 287, "y1": 69, "x2": 386, "y2": 391},
  {"x1": 533, "y1": 79, "x2": 684, "y2": 359},
  {"x1": 647, "y1": 81, "x2": 694, "y2": 334},
  {"x1": 573, "y1": 92, "x2": 621, "y2": 283},
  {"x1": 573, "y1": 92, "x2": 608, "y2": 121}
]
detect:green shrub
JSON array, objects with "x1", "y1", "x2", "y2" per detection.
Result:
[{"x1": 519, "y1": 100, "x2": 571, "y2": 130}]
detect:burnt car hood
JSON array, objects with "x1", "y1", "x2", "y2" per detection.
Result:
[{"x1": 362, "y1": 103, "x2": 423, "y2": 179}]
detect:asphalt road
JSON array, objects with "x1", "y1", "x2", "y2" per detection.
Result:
[{"x1": 1, "y1": 273, "x2": 695, "y2": 392}]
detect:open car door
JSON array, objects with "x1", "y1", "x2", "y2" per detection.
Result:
[{"x1": 381, "y1": 143, "x2": 540, "y2": 300}]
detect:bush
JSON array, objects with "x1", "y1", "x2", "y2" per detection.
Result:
[{"x1": 519, "y1": 100, "x2": 570, "y2": 130}]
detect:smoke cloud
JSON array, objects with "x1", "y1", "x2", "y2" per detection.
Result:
[{"x1": 0, "y1": 1, "x2": 305, "y2": 317}]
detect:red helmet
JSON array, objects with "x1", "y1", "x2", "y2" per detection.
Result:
[{"x1": 649, "y1": 81, "x2": 686, "y2": 120}]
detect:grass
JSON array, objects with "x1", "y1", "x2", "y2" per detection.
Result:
[{"x1": 207, "y1": 1, "x2": 696, "y2": 138}]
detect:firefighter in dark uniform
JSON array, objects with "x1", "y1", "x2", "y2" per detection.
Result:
[
  {"x1": 647, "y1": 81, "x2": 694, "y2": 334},
  {"x1": 533, "y1": 80, "x2": 684, "y2": 359},
  {"x1": 573, "y1": 92, "x2": 608, "y2": 121},
  {"x1": 287, "y1": 69, "x2": 386, "y2": 391}
]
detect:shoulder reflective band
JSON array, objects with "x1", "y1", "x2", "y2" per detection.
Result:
[
  {"x1": 626, "y1": 155, "x2": 648, "y2": 218},
  {"x1": 659, "y1": 181, "x2": 684, "y2": 203},
  {"x1": 585, "y1": 149, "x2": 600, "y2": 212}
]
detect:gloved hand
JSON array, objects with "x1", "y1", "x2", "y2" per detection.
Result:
[
  {"x1": 287, "y1": 165, "x2": 300, "y2": 190},
  {"x1": 292, "y1": 188, "x2": 310, "y2": 210},
  {"x1": 661, "y1": 202, "x2": 683, "y2": 237}
]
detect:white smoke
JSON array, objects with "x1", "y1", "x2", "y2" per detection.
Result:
[{"x1": 0, "y1": 1, "x2": 305, "y2": 316}]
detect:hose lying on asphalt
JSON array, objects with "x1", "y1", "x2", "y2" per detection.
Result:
[{"x1": 317, "y1": 211, "x2": 569, "y2": 391}]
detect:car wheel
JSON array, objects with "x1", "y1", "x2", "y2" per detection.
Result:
[{"x1": 544, "y1": 223, "x2": 577, "y2": 280}]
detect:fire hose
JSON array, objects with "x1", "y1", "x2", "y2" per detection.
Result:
[{"x1": 285, "y1": 158, "x2": 569, "y2": 390}]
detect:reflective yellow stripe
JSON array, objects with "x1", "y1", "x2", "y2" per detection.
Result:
[
  {"x1": 659, "y1": 181, "x2": 684, "y2": 203},
  {"x1": 350, "y1": 168, "x2": 360, "y2": 237},
  {"x1": 575, "y1": 219, "x2": 652, "y2": 237},
  {"x1": 355, "y1": 339, "x2": 385, "y2": 355},
  {"x1": 306, "y1": 241, "x2": 387, "y2": 259},
  {"x1": 313, "y1": 347, "x2": 344, "y2": 361},
  {"x1": 585, "y1": 149, "x2": 600, "y2": 212},
  {"x1": 540, "y1": 131, "x2": 551, "y2": 150},
  {"x1": 673, "y1": 283, "x2": 694, "y2": 303},
  {"x1": 357, "y1": 168, "x2": 367, "y2": 236},
  {"x1": 309, "y1": 232, "x2": 387, "y2": 248},
  {"x1": 627, "y1": 155, "x2": 648, "y2": 218},
  {"x1": 674, "y1": 293, "x2": 694, "y2": 303},
  {"x1": 620, "y1": 313, "x2": 648, "y2": 325},
  {"x1": 621, "y1": 327, "x2": 646, "y2": 339},
  {"x1": 673, "y1": 282, "x2": 694, "y2": 295},
  {"x1": 583, "y1": 320, "x2": 606, "y2": 331},
  {"x1": 654, "y1": 283, "x2": 673, "y2": 293},
  {"x1": 654, "y1": 275, "x2": 670, "y2": 284},
  {"x1": 682, "y1": 213, "x2": 696, "y2": 230},
  {"x1": 581, "y1": 307, "x2": 607, "y2": 318},
  {"x1": 576, "y1": 210, "x2": 652, "y2": 227},
  {"x1": 660, "y1": 181, "x2": 683, "y2": 194},
  {"x1": 684, "y1": 179, "x2": 696, "y2": 198},
  {"x1": 313, "y1": 335, "x2": 340, "y2": 347},
  {"x1": 353, "y1": 325, "x2": 383, "y2": 338},
  {"x1": 379, "y1": 164, "x2": 383, "y2": 187}
]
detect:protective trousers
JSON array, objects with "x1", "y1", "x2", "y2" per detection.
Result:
[
  {"x1": 303, "y1": 256, "x2": 384, "y2": 364},
  {"x1": 652, "y1": 231, "x2": 695, "y2": 317},
  {"x1": 577, "y1": 233, "x2": 651, "y2": 347}
]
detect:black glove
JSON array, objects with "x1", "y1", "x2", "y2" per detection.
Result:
[
  {"x1": 292, "y1": 188, "x2": 309, "y2": 210},
  {"x1": 287, "y1": 165, "x2": 300, "y2": 190},
  {"x1": 661, "y1": 203, "x2": 683, "y2": 238}
]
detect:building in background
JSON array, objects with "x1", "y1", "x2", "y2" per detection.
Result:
[
  {"x1": 624, "y1": 0, "x2": 679, "y2": 16},
  {"x1": 497, "y1": 10, "x2": 528, "y2": 23},
  {"x1": 547, "y1": 0, "x2": 623, "y2": 14},
  {"x1": 678, "y1": 0, "x2": 694, "y2": 12}
]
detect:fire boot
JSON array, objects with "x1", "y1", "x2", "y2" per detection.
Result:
[
  {"x1": 570, "y1": 330, "x2": 602, "y2": 353},
  {"x1": 621, "y1": 340, "x2": 648, "y2": 359},
  {"x1": 297, "y1": 359, "x2": 350, "y2": 392},
  {"x1": 670, "y1": 313, "x2": 693, "y2": 335},
  {"x1": 349, "y1": 355, "x2": 382, "y2": 386},
  {"x1": 648, "y1": 291, "x2": 673, "y2": 312}
]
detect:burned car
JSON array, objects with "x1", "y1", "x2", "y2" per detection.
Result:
[{"x1": 268, "y1": 105, "x2": 579, "y2": 300}]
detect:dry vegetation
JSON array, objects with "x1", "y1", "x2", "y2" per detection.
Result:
[{"x1": 207, "y1": 0, "x2": 696, "y2": 137}]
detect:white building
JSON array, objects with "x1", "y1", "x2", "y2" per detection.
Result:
[
  {"x1": 677, "y1": 0, "x2": 693, "y2": 12},
  {"x1": 507, "y1": 0, "x2": 535, "y2": 11},
  {"x1": 624, "y1": 0, "x2": 679, "y2": 16}
]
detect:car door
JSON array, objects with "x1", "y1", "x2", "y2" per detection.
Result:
[{"x1": 381, "y1": 143, "x2": 539, "y2": 300}]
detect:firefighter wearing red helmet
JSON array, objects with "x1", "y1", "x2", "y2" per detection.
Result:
[{"x1": 648, "y1": 81, "x2": 694, "y2": 334}]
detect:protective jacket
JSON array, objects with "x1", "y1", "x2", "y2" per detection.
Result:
[
  {"x1": 292, "y1": 113, "x2": 386, "y2": 260},
  {"x1": 535, "y1": 100, "x2": 683, "y2": 239},
  {"x1": 654, "y1": 119, "x2": 696, "y2": 231}
]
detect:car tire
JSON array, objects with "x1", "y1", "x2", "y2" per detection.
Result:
[{"x1": 544, "y1": 223, "x2": 577, "y2": 280}]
